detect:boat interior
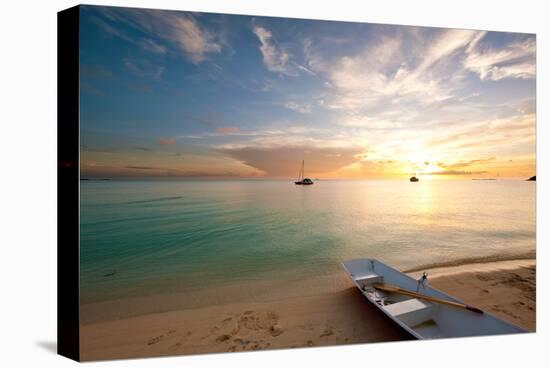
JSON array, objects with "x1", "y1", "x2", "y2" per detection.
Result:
[{"x1": 353, "y1": 271, "x2": 446, "y2": 339}]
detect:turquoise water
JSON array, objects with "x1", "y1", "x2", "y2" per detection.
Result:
[{"x1": 80, "y1": 180, "x2": 535, "y2": 305}]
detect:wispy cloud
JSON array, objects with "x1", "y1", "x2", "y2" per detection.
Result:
[
  {"x1": 96, "y1": 8, "x2": 222, "y2": 63},
  {"x1": 216, "y1": 127, "x2": 241, "y2": 134},
  {"x1": 158, "y1": 138, "x2": 177, "y2": 145},
  {"x1": 92, "y1": 16, "x2": 167, "y2": 55},
  {"x1": 252, "y1": 25, "x2": 289, "y2": 74},
  {"x1": 140, "y1": 38, "x2": 167, "y2": 54},
  {"x1": 326, "y1": 29, "x2": 484, "y2": 112},
  {"x1": 285, "y1": 101, "x2": 312, "y2": 114},
  {"x1": 124, "y1": 58, "x2": 164, "y2": 80},
  {"x1": 165, "y1": 13, "x2": 222, "y2": 63},
  {"x1": 428, "y1": 169, "x2": 488, "y2": 175},
  {"x1": 464, "y1": 37, "x2": 536, "y2": 80}
]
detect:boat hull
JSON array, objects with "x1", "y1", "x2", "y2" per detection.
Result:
[{"x1": 342, "y1": 258, "x2": 526, "y2": 339}]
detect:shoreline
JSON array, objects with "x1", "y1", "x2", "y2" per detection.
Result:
[
  {"x1": 80, "y1": 252, "x2": 535, "y2": 324},
  {"x1": 407, "y1": 258, "x2": 536, "y2": 279},
  {"x1": 80, "y1": 257, "x2": 536, "y2": 360},
  {"x1": 404, "y1": 250, "x2": 536, "y2": 273}
]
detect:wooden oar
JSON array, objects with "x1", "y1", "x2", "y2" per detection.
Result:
[{"x1": 374, "y1": 284, "x2": 484, "y2": 314}]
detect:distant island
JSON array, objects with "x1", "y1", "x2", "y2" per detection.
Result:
[{"x1": 527, "y1": 176, "x2": 536, "y2": 181}]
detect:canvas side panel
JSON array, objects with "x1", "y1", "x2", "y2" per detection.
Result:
[{"x1": 57, "y1": 5, "x2": 80, "y2": 362}]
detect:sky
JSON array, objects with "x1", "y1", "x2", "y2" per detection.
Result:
[{"x1": 79, "y1": 5, "x2": 536, "y2": 179}]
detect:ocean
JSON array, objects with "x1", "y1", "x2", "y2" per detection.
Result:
[{"x1": 80, "y1": 179, "x2": 535, "y2": 313}]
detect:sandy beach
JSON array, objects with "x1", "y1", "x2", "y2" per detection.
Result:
[{"x1": 80, "y1": 258, "x2": 535, "y2": 361}]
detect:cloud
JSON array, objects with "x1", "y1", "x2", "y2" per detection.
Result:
[
  {"x1": 425, "y1": 113, "x2": 535, "y2": 154},
  {"x1": 303, "y1": 38, "x2": 327, "y2": 73},
  {"x1": 295, "y1": 63, "x2": 316, "y2": 76},
  {"x1": 140, "y1": 38, "x2": 167, "y2": 54},
  {"x1": 464, "y1": 37, "x2": 535, "y2": 80},
  {"x1": 428, "y1": 170, "x2": 488, "y2": 175},
  {"x1": 158, "y1": 138, "x2": 177, "y2": 145},
  {"x1": 92, "y1": 16, "x2": 167, "y2": 55},
  {"x1": 439, "y1": 157, "x2": 495, "y2": 169},
  {"x1": 215, "y1": 127, "x2": 240, "y2": 134},
  {"x1": 416, "y1": 29, "x2": 481, "y2": 74},
  {"x1": 326, "y1": 29, "x2": 484, "y2": 112},
  {"x1": 165, "y1": 13, "x2": 222, "y2": 63},
  {"x1": 96, "y1": 8, "x2": 222, "y2": 63},
  {"x1": 217, "y1": 145, "x2": 363, "y2": 177},
  {"x1": 477, "y1": 62, "x2": 535, "y2": 81},
  {"x1": 124, "y1": 58, "x2": 165, "y2": 80},
  {"x1": 252, "y1": 25, "x2": 289, "y2": 74},
  {"x1": 339, "y1": 116, "x2": 403, "y2": 129},
  {"x1": 285, "y1": 101, "x2": 312, "y2": 114}
]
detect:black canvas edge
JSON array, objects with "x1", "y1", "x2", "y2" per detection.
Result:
[{"x1": 58, "y1": 4, "x2": 81, "y2": 362}]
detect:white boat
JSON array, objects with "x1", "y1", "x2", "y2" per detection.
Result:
[{"x1": 342, "y1": 258, "x2": 526, "y2": 339}]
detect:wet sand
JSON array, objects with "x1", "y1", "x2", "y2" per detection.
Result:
[{"x1": 80, "y1": 259, "x2": 535, "y2": 361}]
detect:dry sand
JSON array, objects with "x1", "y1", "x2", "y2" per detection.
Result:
[
  {"x1": 425, "y1": 260, "x2": 536, "y2": 331},
  {"x1": 80, "y1": 259, "x2": 535, "y2": 361}
]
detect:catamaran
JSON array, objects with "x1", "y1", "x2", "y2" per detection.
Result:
[
  {"x1": 342, "y1": 258, "x2": 526, "y2": 339},
  {"x1": 295, "y1": 160, "x2": 314, "y2": 185}
]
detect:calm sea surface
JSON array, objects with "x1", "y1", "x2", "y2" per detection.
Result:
[{"x1": 80, "y1": 180, "x2": 535, "y2": 305}]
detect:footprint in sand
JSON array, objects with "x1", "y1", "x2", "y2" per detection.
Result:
[
  {"x1": 233, "y1": 338, "x2": 251, "y2": 345},
  {"x1": 147, "y1": 335, "x2": 164, "y2": 346},
  {"x1": 319, "y1": 320, "x2": 335, "y2": 338},
  {"x1": 147, "y1": 329, "x2": 179, "y2": 346},
  {"x1": 216, "y1": 334, "x2": 232, "y2": 343},
  {"x1": 169, "y1": 341, "x2": 182, "y2": 349},
  {"x1": 214, "y1": 310, "x2": 283, "y2": 346}
]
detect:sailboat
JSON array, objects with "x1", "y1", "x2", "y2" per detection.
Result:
[{"x1": 295, "y1": 160, "x2": 314, "y2": 185}]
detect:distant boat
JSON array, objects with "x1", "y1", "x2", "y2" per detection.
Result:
[
  {"x1": 342, "y1": 258, "x2": 526, "y2": 340},
  {"x1": 527, "y1": 176, "x2": 536, "y2": 181},
  {"x1": 295, "y1": 160, "x2": 314, "y2": 185},
  {"x1": 410, "y1": 176, "x2": 419, "y2": 182}
]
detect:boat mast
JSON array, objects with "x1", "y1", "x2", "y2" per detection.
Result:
[{"x1": 301, "y1": 160, "x2": 304, "y2": 180}]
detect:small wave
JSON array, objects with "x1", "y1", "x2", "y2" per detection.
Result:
[{"x1": 125, "y1": 196, "x2": 184, "y2": 205}]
